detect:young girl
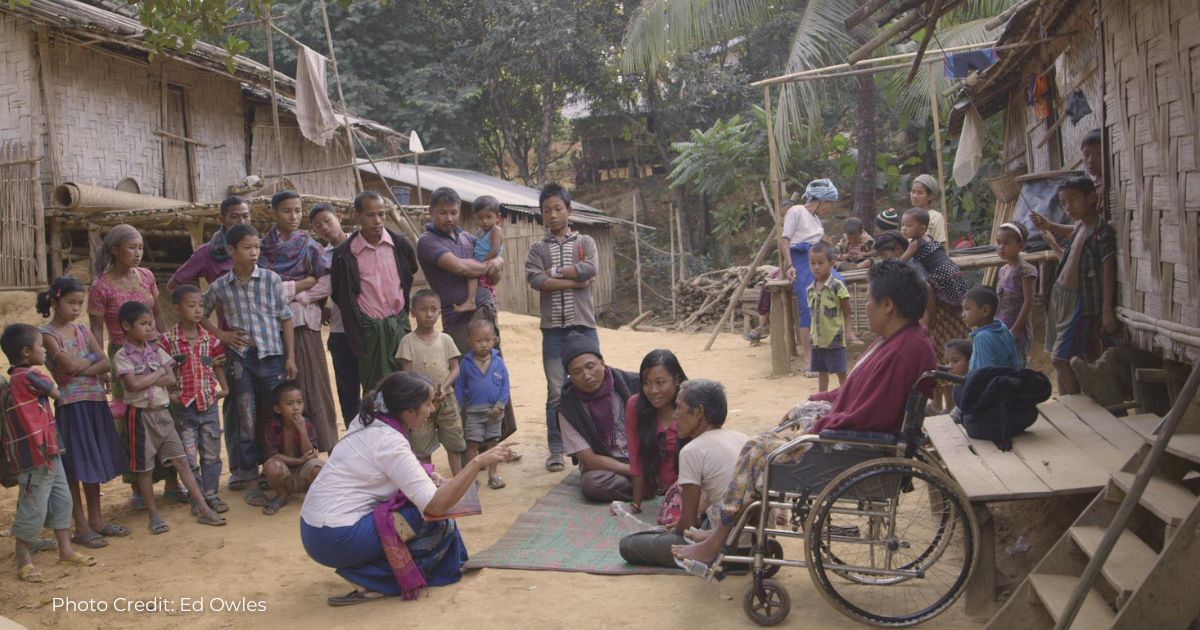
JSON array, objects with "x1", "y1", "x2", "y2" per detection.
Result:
[
  {"x1": 900, "y1": 208, "x2": 970, "y2": 411},
  {"x1": 994, "y1": 222, "x2": 1039, "y2": 361},
  {"x1": 626, "y1": 349, "x2": 688, "y2": 514},
  {"x1": 456, "y1": 195, "x2": 505, "y2": 313},
  {"x1": 38, "y1": 277, "x2": 130, "y2": 549}
]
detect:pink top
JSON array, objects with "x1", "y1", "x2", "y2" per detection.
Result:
[
  {"x1": 624, "y1": 394, "x2": 679, "y2": 489},
  {"x1": 88, "y1": 267, "x2": 159, "y2": 347},
  {"x1": 350, "y1": 230, "x2": 405, "y2": 320}
]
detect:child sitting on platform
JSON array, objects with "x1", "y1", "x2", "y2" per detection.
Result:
[{"x1": 961, "y1": 286, "x2": 1022, "y2": 371}]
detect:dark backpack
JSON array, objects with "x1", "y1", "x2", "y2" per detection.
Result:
[
  {"x1": 0, "y1": 375, "x2": 19, "y2": 487},
  {"x1": 954, "y1": 367, "x2": 1052, "y2": 451}
]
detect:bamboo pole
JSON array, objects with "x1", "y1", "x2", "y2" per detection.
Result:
[
  {"x1": 414, "y1": 152, "x2": 422, "y2": 206},
  {"x1": 929, "y1": 69, "x2": 947, "y2": 200},
  {"x1": 632, "y1": 191, "x2": 644, "y2": 314},
  {"x1": 318, "y1": 0, "x2": 365, "y2": 192},
  {"x1": 264, "y1": 16, "x2": 286, "y2": 182},
  {"x1": 674, "y1": 203, "x2": 686, "y2": 284},
  {"x1": 669, "y1": 203, "x2": 677, "y2": 323},
  {"x1": 703, "y1": 223, "x2": 780, "y2": 351},
  {"x1": 351, "y1": 130, "x2": 420, "y2": 240}
]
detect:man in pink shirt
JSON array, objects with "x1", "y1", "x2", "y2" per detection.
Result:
[{"x1": 330, "y1": 192, "x2": 418, "y2": 394}]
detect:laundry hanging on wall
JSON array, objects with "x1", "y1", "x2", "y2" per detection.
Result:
[{"x1": 294, "y1": 44, "x2": 338, "y2": 146}]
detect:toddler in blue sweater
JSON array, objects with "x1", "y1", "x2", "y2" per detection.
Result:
[{"x1": 456, "y1": 319, "x2": 510, "y2": 489}]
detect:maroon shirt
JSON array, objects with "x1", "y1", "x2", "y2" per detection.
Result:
[{"x1": 170, "y1": 243, "x2": 233, "y2": 287}]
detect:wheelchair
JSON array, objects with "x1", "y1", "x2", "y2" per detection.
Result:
[{"x1": 710, "y1": 370, "x2": 978, "y2": 627}]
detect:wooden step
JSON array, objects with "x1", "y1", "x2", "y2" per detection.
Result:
[
  {"x1": 1122, "y1": 418, "x2": 1200, "y2": 465},
  {"x1": 1069, "y1": 525, "x2": 1158, "y2": 602},
  {"x1": 1110, "y1": 472, "x2": 1196, "y2": 527},
  {"x1": 1029, "y1": 573, "x2": 1116, "y2": 628}
]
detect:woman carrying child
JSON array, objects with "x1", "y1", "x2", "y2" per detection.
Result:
[
  {"x1": 910, "y1": 174, "x2": 950, "y2": 246},
  {"x1": 38, "y1": 277, "x2": 129, "y2": 549},
  {"x1": 994, "y1": 222, "x2": 1038, "y2": 360},
  {"x1": 780, "y1": 179, "x2": 840, "y2": 375},
  {"x1": 300, "y1": 371, "x2": 514, "y2": 606},
  {"x1": 259, "y1": 191, "x2": 338, "y2": 452},
  {"x1": 625, "y1": 349, "x2": 688, "y2": 514}
]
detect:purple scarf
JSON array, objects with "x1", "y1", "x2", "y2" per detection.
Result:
[
  {"x1": 370, "y1": 414, "x2": 432, "y2": 600},
  {"x1": 259, "y1": 226, "x2": 328, "y2": 281},
  {"x1": 575, "y1": 368, "x2": 618, "y2": 450}
]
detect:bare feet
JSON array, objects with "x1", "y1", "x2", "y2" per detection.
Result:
[
  {"x1": 452, "y1": 302, "x2": 476, "y2": 313},
  {"x1": 672, "y1": 536, "x2": 722, "y2": 565},
  {"x1": 683, "y1": 527, "x2": 714, "y2": 542}
]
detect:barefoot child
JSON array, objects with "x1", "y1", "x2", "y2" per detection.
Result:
[
  {"x1": 2, "y1": 324, "x2": 97, "y2": 581},
  {"x1": 262, "y1": 381, "x2": 324, "y2": 516},
  {"x1": 38, "y1": 277, "x2": 129, "y2": 550},
  {"x1": 994, "y1": 222, "x2": 1038, "y2": 361},
  {"x1": 113, "y1": 302, "x2": 226, "y2": 533},
  {"x1": 161, "y1": 285, "x2": 229, "y2": 514},
  {"x1": 456, "y1": 196, "x2": 505, "y2": 313},
  {"x1": 807, "y1": 243, "x2": 859, "y2": 392},
  {"x1": 961, "y1": 286, "x2": 1022, "y2": 370},
  {"x1": 456, "y1": 319, "x2": 510, "y2": 489},
  {"x1": 396, "y1": 290, "x2": 466, "y2": 475}
]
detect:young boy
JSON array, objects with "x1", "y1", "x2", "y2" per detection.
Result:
[
  {"x1": 835, "y1": 217, "x2": 875, "y2": 271},
  {"x1": 261, "y1": 381, "x2": 324, "y2": 516},
  {"x1": 396, "y1": 290, "x2": 466, "y2": 474},
  {"x1": 113, "y1": 302, "x2": 225, "y2": 533},
  {"x1": 2, "y1": 324, "x2": 94, "y2": 581},
  {"x1": 961, "y1": 286, "x2": 1022, "y2": 371},
  {"x1": 1041, "y1": 176, "x2": 1117, "y2": 394},
  {"x1": 203, "y1": 223, "x2": 295, "y2": 506},
  {"x1": 456, "y1": 319, "x2": 511, "y2": 489},
  {"x1": 161, "y1": 284, "x2": 229, "y2": 514},
  {"x1": 806, "y1": 242, "x2": 859, "y2": 392},
  {"x1": 456, "y1": 196, "x2": 505, "y2": 313}
]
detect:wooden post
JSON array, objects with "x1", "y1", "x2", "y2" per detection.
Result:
[
  {"x1": 265, "y1": 16, "x2": 286, "y2": 182},
  {"x1": 49, "y1": 218, "x2": 63, "y2": 279},
  {"x1": 669, "y1": 203, "x2": 677, "y2": 323},
  {"x1": 929, "y1": 69, "x2": 947, "y2": 199},
  {"x1": 768, "y1": 283, "x2": 793, "y2": 375},
  {"x1": 765, "y1": 86, "x2": 788, "y2": 269},
  {"x1": 632, "y1": 191, "x2": 644, "y2": 314},
  {"x1": 675, "y1": 203, "x2": 686, "y2": 283},
  {"x1": 318, "y1": 0, "x2": 365, "y2": 192},
  {"x1": 703, "y1": 224, "x2": 779, "y2": 351},
  {"x1": 414, "y1": 152, "x2": 422, "y2": 206}
]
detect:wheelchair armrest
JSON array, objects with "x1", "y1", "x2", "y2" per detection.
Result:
[{"x1": 817, "y1": 430, "x2": 898, "y2": 446}]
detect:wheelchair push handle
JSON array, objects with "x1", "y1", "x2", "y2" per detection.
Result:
[{"x1": 918, "y1": 369, "x2": 965, "y2": 387}]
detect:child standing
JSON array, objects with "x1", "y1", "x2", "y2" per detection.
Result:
[
  {"x1": 37, "y1": 277, "x2": 128, "y2": 550},
  {"x1": 161, "y1": 285, "x2": 229, "y2": 514},
  {"x1": 396, "y1": 290, "x2": 466, "y2": 474},
  {"x1": 261, "y1": 381, "x2": 324, "y2": 516},
  {"x1": 113, "y1": 301, "x2": 226, "y2": 533},
  {"x1": 961, "y1": 286, "x2": 1023, "y2": 370},
  {"x1": 835, "y1": 217, "x2": 875, "y2": 271},
  {"x1": 456, "y1": 319, "x2": 511, "y2": 489},
  {"x1": 806, "y1": 243, "x2": 859, "y2": 392},
  {"x1": 1042, "y1": 176, "x2": 1117, "y2": 394},
  {"x1": 456, "y1": 195, "x2": 505, "y2": 313},
  {"x1": 994, "y1": 222, "x2": 1038, "y2": 360},
  {"x1": 2, "y1": 324, "x2": 96, "y2": 582}
]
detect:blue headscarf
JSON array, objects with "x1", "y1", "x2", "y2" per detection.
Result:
[{"x1": 804, "y1": 179, "x2": 839, "y2": 202}]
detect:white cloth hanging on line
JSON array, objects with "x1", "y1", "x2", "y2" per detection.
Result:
[
  {"x1": 953, "y1": 103, "x2": 986, "y2": 187},
  {"x1": 294, "y1": 44, "x2": 338, "y2": 146}
]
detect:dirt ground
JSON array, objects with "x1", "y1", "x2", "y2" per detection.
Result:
[{"x1": 0, "y1": 292, "x2": 997, "y2": 629}]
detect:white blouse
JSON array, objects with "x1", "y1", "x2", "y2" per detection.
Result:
[
  {"x1": 300, "y1": 417, "x2": 437, "y2": 528},
  {"x1": 782, "y1": 205, "x2": 824, "y2": 245}
]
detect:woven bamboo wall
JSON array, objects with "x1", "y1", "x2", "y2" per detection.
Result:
[
  {"x1": 0, "y1": 16, "x2": 35, "y2": 151},
  {"x1": 249, "y1": 107, "x2": 356, "y2": 200},
  {"x1": 1055, "y1": 10, "x2": 1104, "y2": 166},
  {"x1": 0, "y1": 141, "x2": 46, "y2": 288},
  {"x1": 1102, "y1": 0, "x2": 1200, "y2": 361},
  {"x1": 158, "y1": 64, "x2": 247, "y2": 200}
]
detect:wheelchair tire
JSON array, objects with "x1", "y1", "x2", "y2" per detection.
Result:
[
  {"x1": 756, "y1": 538, "x2": 784, "y2": 578},
  {"x1": 805, "y1": 458, "x2": 977, "y2": 627},
  {"x1": 742, "y1": 578, "x2": 790, "y2": 627}
]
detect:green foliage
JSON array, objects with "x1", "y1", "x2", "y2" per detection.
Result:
[{"x1": 668, "y1": 110, "x2": 768, "y2": 200}]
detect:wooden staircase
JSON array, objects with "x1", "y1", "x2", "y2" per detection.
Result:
[{"x1": 987, "y1": 374, "x2": 1200, "y2": 630}]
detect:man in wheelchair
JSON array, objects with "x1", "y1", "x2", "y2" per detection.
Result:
[{"x1": 673, "y1": 259, "x2": 939, "y2": 566}]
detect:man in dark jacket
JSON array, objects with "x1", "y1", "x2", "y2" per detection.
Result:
[
  {"x1": 330, "y1": 191, "x2": 418, "y2": 395},
  {"x1": 555, "y1": 334, "x2": 640, "y2": 501}
]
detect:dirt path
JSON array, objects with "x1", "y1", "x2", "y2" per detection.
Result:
[{"x1": 0, "y1": 299, "x2": 980, "y2": 629}]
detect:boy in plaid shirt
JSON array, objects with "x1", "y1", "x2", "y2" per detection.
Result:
[{"x1": 162, "y1": 285, "x2": 229, "y2": 513}]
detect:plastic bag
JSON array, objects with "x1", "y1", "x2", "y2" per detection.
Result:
[{"x1": 610, "y1": 501, "x2": 660, "y2": 535}]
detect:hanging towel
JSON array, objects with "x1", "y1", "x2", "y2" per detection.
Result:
[
  {"x1": 294, "y1": 44, "x2": 338, "y2": 146},
  {"x1": 953, "y1": 104, "x2": 985, "y2": 187}
]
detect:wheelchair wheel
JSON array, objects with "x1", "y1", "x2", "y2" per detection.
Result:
[
  {"x1": 755, "y1": 538, "x2": 785, "y2": 578},
  {"x1": 805, "y1": 458, "x2": 977, "y2": 627},
  {"x1": 742, "y1": 578, "x2": 790, "y2": 626}
]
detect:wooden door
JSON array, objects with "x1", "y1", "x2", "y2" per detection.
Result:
[{"x1": 162, "y1": 85, "x2": 196, "y2": 201}]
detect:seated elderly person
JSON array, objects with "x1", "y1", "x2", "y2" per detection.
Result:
[
  {"x1": 673, "y1": 259, "x2": 937, "y2": 565},
  {"x1": 557, "y1": 333, "x2": 640, "y2": 502}
]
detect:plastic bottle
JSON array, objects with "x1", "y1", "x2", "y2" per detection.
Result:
[
  {"x1": 610, "y1": 501, "x2": 656, "y2": 534},
  {"x1": 676, "y1": 558, "x2": 711, "y2": 578}
]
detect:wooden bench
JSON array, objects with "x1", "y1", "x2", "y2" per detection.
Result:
[{"x1": 924, "y1": 394, "x2": 1153, "y2": 618}]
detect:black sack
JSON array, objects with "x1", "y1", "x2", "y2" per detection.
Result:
[{"x1": 954, "y1": 367, "x2": 1052, "y2": 451}]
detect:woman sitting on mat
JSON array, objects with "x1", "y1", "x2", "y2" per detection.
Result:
[
  {"x1": 625, "y1": 349, "x2": 688, "y2": 513},
  {"x1": 300, "y1": 371, "x2": 513, "y2": 606},
  {"x1": 673, "y1": 260, "x2": 938, "y2": 567},
  {"x1": 620, "y1": 379, "x2": 748, "y2": 567},
  {"x1": 557, "y1": 333, "x2": 640, "y2": 502}
]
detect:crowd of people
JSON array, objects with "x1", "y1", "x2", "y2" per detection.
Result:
[{"x1": 1, "y1": 137, "x2": 1118, "y2": 604}]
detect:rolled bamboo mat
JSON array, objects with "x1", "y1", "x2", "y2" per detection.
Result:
[{"x1": 52, "y1": 182, "x2": 187, "y2": 215}]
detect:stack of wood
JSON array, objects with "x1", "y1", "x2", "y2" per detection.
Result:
[{"x1": 674, "y1": 264, "x2": 779, "y2": 330}]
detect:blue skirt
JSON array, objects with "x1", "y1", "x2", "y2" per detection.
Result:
[
  {"x1": 301, "y1": 506, "x2": 468, "y2": 596},
  {"x1": 790, "y1": 242, "x2": 844, "y2": 329},
  {"x1": 57, "y1": 400, "x2": 128, "y2": 484}
]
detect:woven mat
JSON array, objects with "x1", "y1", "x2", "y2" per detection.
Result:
[{"x1": 463, "y1": 473, "x2": 684, "y2": 575}]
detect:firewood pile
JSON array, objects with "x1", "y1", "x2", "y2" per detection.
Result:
[{"x1": 674, "y1": 265, "x2": 779, "y2": 329}]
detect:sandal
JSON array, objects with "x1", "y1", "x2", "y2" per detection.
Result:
[
  {"x1": 545, "y1": 454, "x2": 565, "y2": 473},
  {"x1": 164, "y1": 488, "x2": 191, "y2": 504},
  {"x1": 207, "y1": 496, "x2": 230, "y2": 514},
  {"x1": 487, "y1": 475, "x2": 506, "y2": 490},
  {"x1": 327, "y1": 589, "x2": 389, "y2": 607},
  {"x1": 262, "y1": 495, "x2": 288, "y2": 516},
  {"x1": 30, "y1": 538, "x2": 57, "y2": 553},
  {"x1": 18, "y1": 563, "x2": 43, "y2": 583},
  {"x1": 802, "y1": 370, "x2": 818, "y2": 378},
  {"x1": 227, "y1": 478, "x2": 248, "y2": 491},
  {"x1": 244, "y1": 488, "x2": 268, "y2": 507},
  {"x1": 95, "y1": 523, "x2": 131, "y2": 538},
  {"x1": 59, "y1": 552, "x2": 97, "y2": 567},
  {"x1": 128, "y1": 494, "x2": 147, "y2": 510},
  {"x1": 195, "y1": 511, "x2": 227, "y2": 527},
  {"x1": 70, "y1": 531, "x2": 109, "y2": 549},
  {"x1": 148, "y1": 517, "x2": 170, "y2": 535}
]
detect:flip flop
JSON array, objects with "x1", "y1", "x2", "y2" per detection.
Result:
[
  {"x1": 70, "y1": 531, "x2": 108, "y2": 549},
  {"x1": 262, "y1": 496, "x2": 288, "y2": 516},
  {"x1": 195, "y1": 511, "x2": 227, "y2": 527},
  {"x1": 95, "y1": 523, "x2": 131, "y2": 538},
  {"x1": 128, "y1": 494, "x2": 147, "y2": 510},
  {"x1": 487, "y1": 475, "x2": 506, "y2": 489},
  {"x1": 244, "y1": 488, "x2": 268, "y2": 507},
  {"x1": 327, "y1": 589, "x2": 389, "y2": 607},
  {"x1": 18, "y1": 563, "x2": 43, "y2": 583},
  {"x1": 545, "y1": 454, "x2": 564, "y2": 473},
  {"x1": 30, "y1": 538, "x2": 57, "y2": 553},
  {"x1": 148, "y1": 517, "x2": 170, "y2": 535},
  {"x1": 227, "y1": 478, "x2": 248, "y2": 491},
  {"x1": 207, "y1": 496, "x2": 230, "y2": 514},
  {"x1": 59, "y1": 552, "x2": 97, "y2": 567}
]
